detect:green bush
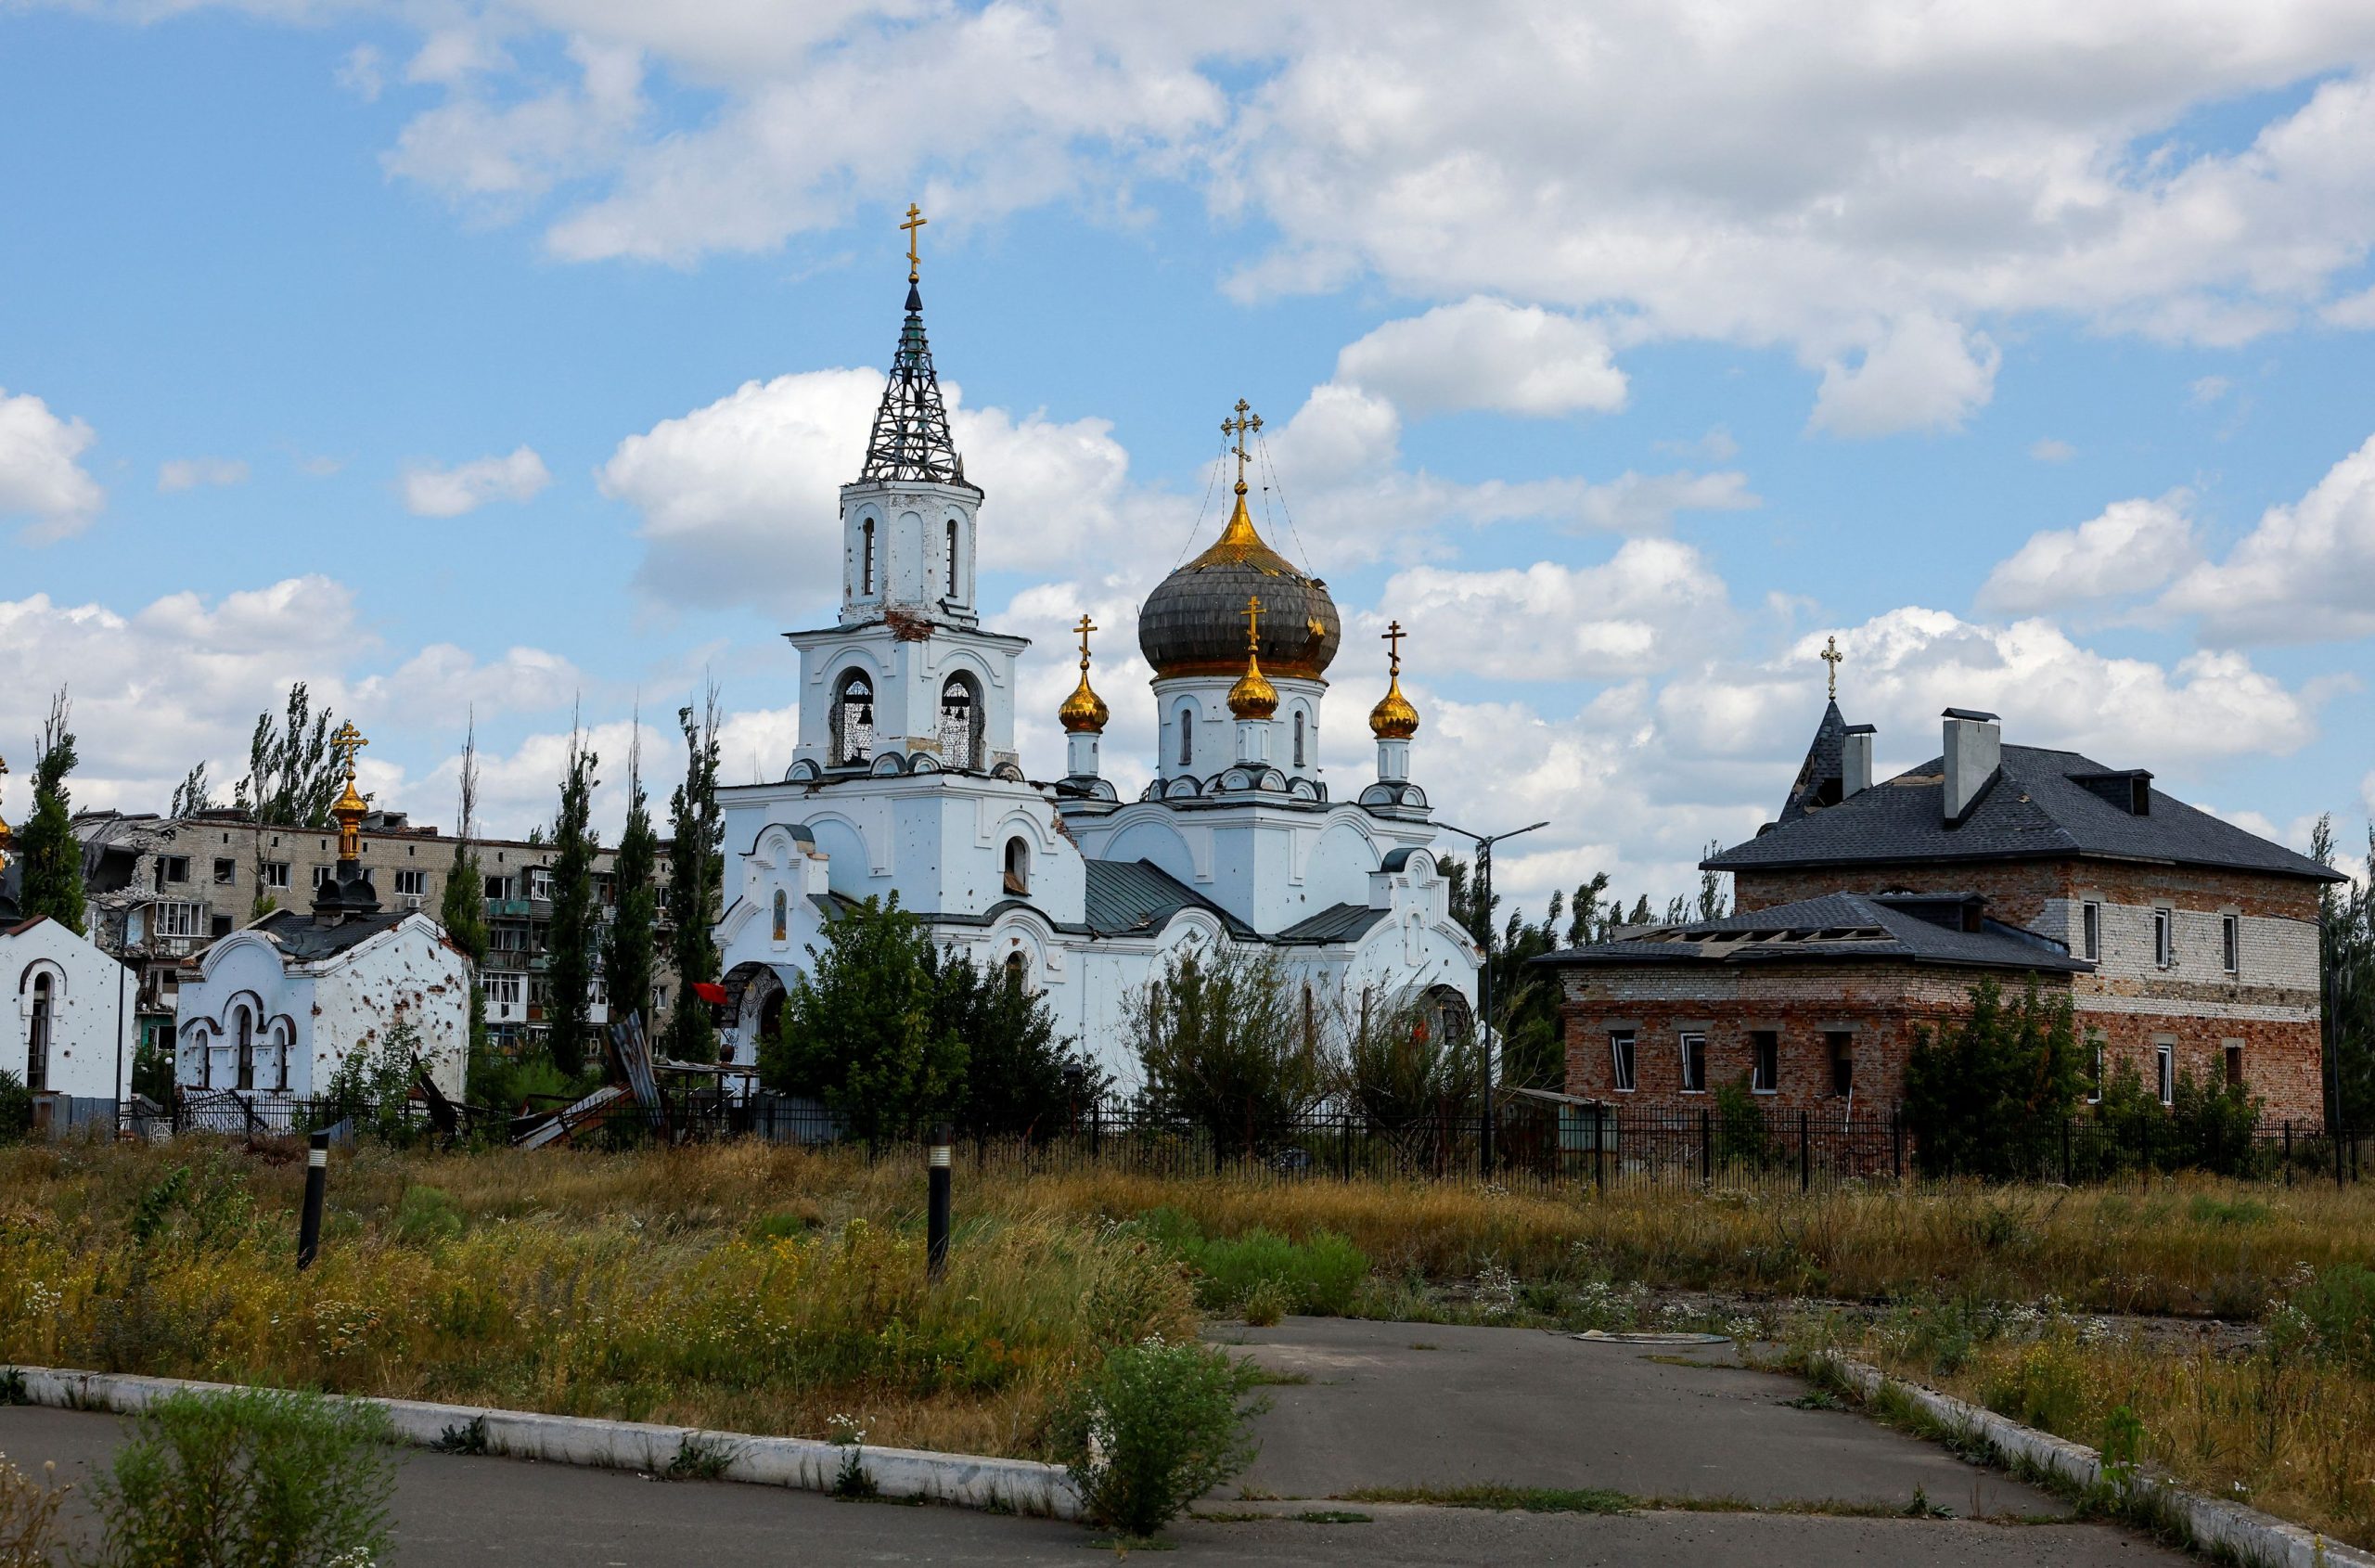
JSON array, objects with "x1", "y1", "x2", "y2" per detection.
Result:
[
  {"x1": 89, "y1": 1387, "x2": 397, "y2": 1568},
  {"x1": 1905, "y1": 977, "x2": 2082, "y2": 1179},
  {"x1": 1052, "y1": 1339, "x2": 1262, "y2": 1539},
  {"x1": 1136, "y1": 1210, "x2": 1369, "y2": 1315},
  {"x1": 2292, "y1": 1264, "x2": 2375, "y2": 1375},
  {"x1": 392, "y1": 1186, "x2": 464, "y2": 1245},
  {"x1": 0, "y1": 1070, "x2": 32, "y2": 1144}
]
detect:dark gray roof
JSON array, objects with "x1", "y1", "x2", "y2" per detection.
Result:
[
  {"x1": 248, "y1": 908, "x2": 413, "y2": 964},
  {"x1": 1531, "y1": 891, "x2": 2090, "y2": 974},
  {"x1": 1778, "y1": 700, "x2": 1847, "y2": 824},
  {"x1": 1274, "y1": 904, "x2": 1392, "y2": 945},
  {"x1": 1082, "y1": 859, "x2": 1256, "y2": 941},
  {"x1": 1707, "y1": 743, "x2": 2341, "y2": 882}
]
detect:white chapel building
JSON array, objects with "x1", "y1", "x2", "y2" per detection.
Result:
[
  {"x1": 1, "y1": 785, "x2": 138, "y2": 1125},
  {"x1": 713, "y1": 257, "x2": 1480, "y2": 1083}
]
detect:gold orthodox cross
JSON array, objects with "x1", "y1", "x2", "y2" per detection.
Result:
[
  {"x1": 1222, "y1": 399, "x2": 1263, "y2": 490},
  {"x1": 1242, "y1": 595, "x2": 1264, "y2": 651},
  {"x1": 1820, "y1": 635, "x2": 1844, "y2": 701},
  {"x1": 901, "y1": 203, "x2": 927, "y2": 282},
  {"x1": 330, "y1": 720, "x2": 368, "y2": 778},
  {"x1": 1073, "y1": 613, "x2": 1098, "y2": 668},
  {"x1": 1381, "y1": 620, "x2": 1406, "y2": 676}
]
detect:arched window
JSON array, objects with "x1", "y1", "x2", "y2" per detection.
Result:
[
  {"x1": 272, "y1": 1020, "x2": 292, "y2": 1092},
  {"x1": 189, "y1": 1026, "x2": 212, "y2": 1091},
  {"x1": 939, "y1": 674, "x2": 983, "y2": 771},
  {"x1": 1175, "y1": 701, "x2": 1195, "y2": 767},
  {"x1": 1003, "y1": 836, "x2": 1030, "y2": 896},
  {"x1": 1292, "y1": 710, "x2": 1307, "y2": 768},
  {"x1": 831, "y1": 670, "x2": 875, "y2": 765},
  {"x1": 26, "y1": 971, "x2": 53, "y2": 1094},
  {"x1": 772, "y1": 888, "x2": 789, "y2": 944},
  {"x1": 860, "y1": 518, "x2": 876, "y2": 595},
  {"x1": 946, "y1": 519, "x2": 960, "y2": 597},
  {"x1": 235, "y1": 1008, "x2": 255, "y2": 1091},
  {"x1": 1003, "y1": 951, "x2": 1028, "y2": 990}
]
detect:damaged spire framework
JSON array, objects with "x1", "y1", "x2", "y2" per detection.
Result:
[{"x1": 859, "y1": 281, "x2": 972, "y2": 489}]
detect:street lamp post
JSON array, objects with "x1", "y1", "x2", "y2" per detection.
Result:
[{"x1": 1440, "y1": 818, "x2": 1548, "y2": 1179}]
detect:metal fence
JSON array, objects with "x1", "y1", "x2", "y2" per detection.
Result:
[{"x1": 119, "y1": 1088, "x2": 2371, "y2": 1191}]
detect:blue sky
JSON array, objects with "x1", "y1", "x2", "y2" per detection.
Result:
[{"x1": 5, "y1": 1, "x2": 2375, "y2": 911}]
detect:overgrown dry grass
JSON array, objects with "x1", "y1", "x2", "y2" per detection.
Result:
[
  {"x1": 984, "y1": 1165, "x2": 2375, "y2": 1319},
  {"x1": 0, "y1": 1140, "x2": 1194, "y2": 1459},
  {"x1": 1808, "y1": 1300, "x2": 2375, "y2": 1549}
]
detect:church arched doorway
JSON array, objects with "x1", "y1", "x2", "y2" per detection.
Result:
[{"x1": 939, "y1": 674, "x2": 983, "y2": 770}]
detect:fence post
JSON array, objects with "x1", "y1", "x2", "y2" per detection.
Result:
[
  {"x1": 928, "y1": 1124, "x2": 953, "y2": 1283},
  {"x1": 1800, "y1": 1109, "x2": 1811, "y2": 1192},
  {"x1": 2284, "y1": 1121, "x2": 2293, "y2": 1186},
  {"x1": 1700, "y1": 1108, "x2": 1712, "y2": 1188},
  {"x1": 1595, "y1": 1105, "x2": 1608, "y2": 1192},
  {"x1": 297, "y1": 1129, "x2": 329, "y2": 1270},
  {"x1": 1891, "y1": 1108, "x2": 1903, "y2": 1181},
  {"x1": 1341, "y1": 1113, "x2": 1353, "y2": 1182},
  {"x1": 2061, "y1": 1116, "x2": 2072, "y2": 1185},
  {"x1": 2340, "y1": 1122, "x2": 2348, "y2": 1191},
  {"x1": 1090, "y1": 1098, "x2": 1102, "y2": 1162}
]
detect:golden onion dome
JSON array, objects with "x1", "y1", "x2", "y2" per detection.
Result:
[
  {"x1": 1369, "y1": 675, "x2": 1419, "y2": 739},
  {"x1": 1228, "y1": 649, "x2": 1278, "y2": 720},
  {"x1": 1369, "y1": 620, "x2": 1419, "y2": 738},
  {"x1": 1059, "y1": 613, "x2": 1111, "y2": 734},
  {"x1": 1138, "y1": 486, "x2": 1341, "y2": 683}
]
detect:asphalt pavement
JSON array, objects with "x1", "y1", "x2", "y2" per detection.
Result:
[{"x1": 0, "y1": 1318, "x2": 2194, "y2": 1567}]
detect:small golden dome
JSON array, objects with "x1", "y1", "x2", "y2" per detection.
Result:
[
  {"x1": 1059, "y1": 614, "x2": 1111, "y2": 734},
  {"x1": 1369, "y1": 675, "x2": 1419, "y2": 739},
  {"x1": 1228, "y1": 651, "x2": 1278, "y2": 720},
  {"x1": 1369, "y1": 620, "x2": 1419, "y2": 739},
  {"x1": 1227, "y1": 594, "x2": 1279, "y2": 719}
]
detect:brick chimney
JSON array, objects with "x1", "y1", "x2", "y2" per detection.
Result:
[
  {"x1": 1842, "y1": 724, "x2": 1876, "y2": 799},
  {"x1": 1942, "y1": 708, "x2": 2000, "y2": 824}
]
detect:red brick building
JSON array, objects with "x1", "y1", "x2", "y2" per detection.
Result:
[{"x1": 1541, "y1": 706, "x2": 2339, "y2": 1127}]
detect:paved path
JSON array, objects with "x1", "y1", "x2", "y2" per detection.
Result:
[
  {"x1": 0, "y1": 1319, "x2": 2192, "y2": 1566},
  {"x1": 1220, "y1": 1317, "x2": 2063, "y2": 1515}
]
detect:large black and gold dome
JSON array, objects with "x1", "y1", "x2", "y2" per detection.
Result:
[{"x1": 1139, "y1": 488, "x2": 1341, "y2": 683}]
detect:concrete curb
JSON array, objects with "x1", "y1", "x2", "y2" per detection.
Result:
[
  {"x1": 1812, "y1": 1351, "x2": 2370, "y2": 1568},
  {"x1": 4, "y1": 1365, "x2": 1082, "y2": 1521}
]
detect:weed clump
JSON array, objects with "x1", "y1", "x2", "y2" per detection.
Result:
[
  {"x1": 1135, "y1": 1208, "x2": 1367, "y2": 1316},
  {"x1": 1053, "y1": 1338, "x2": 1263, "y2": 1541},
  {"x1": 88, "y1": 1386, "x2": 396, "y2": 1568}
]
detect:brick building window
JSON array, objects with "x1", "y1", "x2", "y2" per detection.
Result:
[
  {"x1": 2152, "y1": 908, "x2": 2174, "y2": 969},
  {"x1": 2081, "y1": 901, "x2": 2100, "y2": 961},
  {"x1": 2221, "y1": 914, "x2": 2240, "y2": 975},
  {"x1": 212, "y1": 857, "x2": 237, "y2": 885},
  {"x1": 263, "y1": 861, "x2": 290, "y2": 890},
  {"x1": 2155, "y1": 1040, "x2": 2175, "y2": 1105},
  {"x1": 1678, "y1": 1033, "x2": 1708, "y2": 1094},
  {"x1": 1826, "y1": 1031, "x2": 1855, "y2": 1097},
  {"x1": 1751, "y1": 1031, "x2": 1778, "y2": 1094},
  {"x1": 2225, "y1": 1041, "x2": 2245, "y2": 1088},
  {"x1": 1609, "y1": 1032, "x2": 1636, "y2": 1093}
]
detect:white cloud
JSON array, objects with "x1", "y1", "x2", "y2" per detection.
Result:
[
  {"x1": 598, "y1": 368, "x2": 1140, "y2": 614},
  {"x1": 2158, "y1": 431, "x2": 2375, "y2": 642},
  {"x1": 1978, "y1": 494, "x2": 2198, "y2": 614},
  {"x1": 334, "y1": 44, "x2": 384, "y2": 102},
  {"x1": 1741, "y1": 608, "x2": 2322, "y2": 766},
  {"x1": 1808, "y1": 314, "x2": 2001, "y2": 437},
  {"x1": 352, "y1": 644, "x2": 584, "y2": 730},
  {"x1": 282, "y1": 4, "x2": 2375, "y2": 425},
  {"x1": 2029, "y1": 438, "x2": 2076, "y2": 463},
  {"x1": 384, "y1": 37, "x2": 643, "y2": 209},
  {"x1": 401, "y1": 444, "x2": 552, "y2": 517},
  {"x1": 157, "y1": 456, "x2": 250, "y2": 493},
  {"x1": 0, "y1": 387, "x2": 104, "y2": 541},
  {"x1": 2189, "y1": 374, "x2": 2233, "y2": 405},
  {"x1": 1373, "y1": 539, "x2": 1731, "y2": 681},
  {"x1": 1333, "y1": 296, "x2": 1627, "y2": 418}
]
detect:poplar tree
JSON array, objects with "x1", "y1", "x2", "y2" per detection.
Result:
[
  {"x1": 546, "y1": 723, "x2": 601, "y2": 1078},
  {"x1": 665, "y1": 684, "x2": 725, "y2": 1063},
  {"x1": 442, "y1": 717, "x2": 491, "y2": 1082},
  {"x1": 19, "y1": 688, "x2": 86, "y2": 933},
  {"x1": 602, "y1": 713, "x2": 661, "y2": 1038}
]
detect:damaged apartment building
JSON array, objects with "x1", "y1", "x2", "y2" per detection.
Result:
[{"x1": 74, "y1": 806, "x2": 677, "y2": 1063}]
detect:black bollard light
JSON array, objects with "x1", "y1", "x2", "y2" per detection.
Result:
[
  {"x1": 927, "y1": 1124, "x2": 952, "y2": 1282},
  {"x1": 297, "y1": 1129, "x2": 329, "y2": 1270}
]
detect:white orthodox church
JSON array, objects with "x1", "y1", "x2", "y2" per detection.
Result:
[{"x1": 713, "y1": 254, "x2": 1479, "y2": 1084}]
